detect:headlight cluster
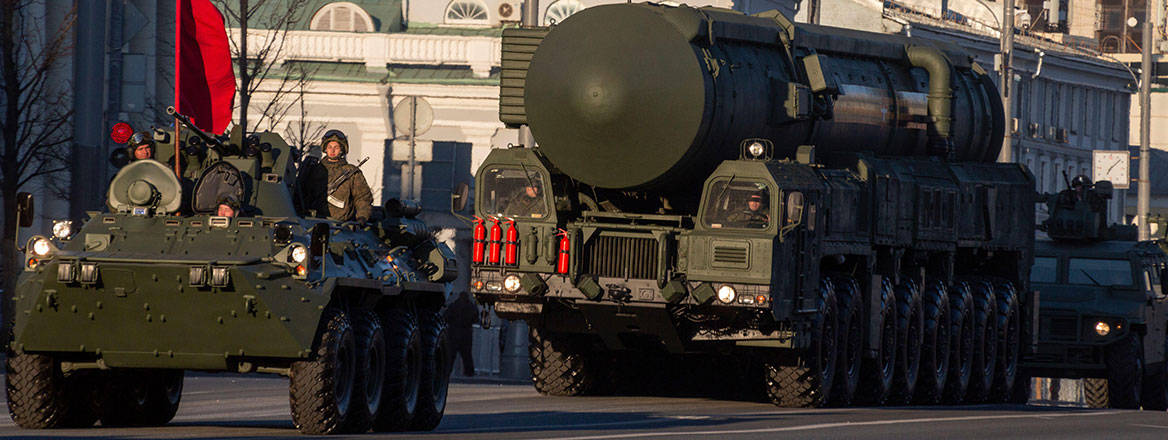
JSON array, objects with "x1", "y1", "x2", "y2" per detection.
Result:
[
  {"x1": 504, "y1": 275, "x2": 522, "y2": 293},
  {"x1": 290, "y1": 245, "x2": 308, "y2": 264},
  {"x1": 52, "y1": 220, "x2": 72, "y2": 239},
  {"x1": 31, "y1": 238, "x2": 52, "y2": 257},
  {"x1": 717, "y1": 285, "x2": 737, "y2": 304}
]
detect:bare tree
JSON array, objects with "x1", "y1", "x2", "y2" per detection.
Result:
[{"x1": 0, "y1": 0, "x2": 75, "y2": 332}]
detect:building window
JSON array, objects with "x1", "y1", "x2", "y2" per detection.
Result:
[
  {"x1": 445, "y1": 0, "x2": 489, "y2": 25},
  {"x1": 310, "y1": 2, "x2": 374, "y2": 32},
  {"x1": 544, "y1": 0, "x2": 584, "y2": 25}
]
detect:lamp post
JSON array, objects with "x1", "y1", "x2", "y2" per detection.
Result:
[
  {"x1": 998, "y1": 0, "x2": 1016, "y2": 164},
  {"x1": 1138, "y1": 3, "x2": 1154, "y2": 240},
  {"x1": 518, "y1": 0, "x2": 539, "y2": 148}
]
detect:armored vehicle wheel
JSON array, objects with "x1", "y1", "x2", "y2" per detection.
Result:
[
  {"x1": 890, "y1": 277, "x2": 923, "y2": 405},
  {"x1": 943, "y1": 281, "x2": 974, "y2": 404},
  {"x1": 1084, "y1": 378, "x2": 1109, "y2": 408},
  {"x1": 372, "y1": 308, "x2": 422, "y2": 432},
  {"x1": 6, "y1": 353, "x2": 101, "y2": 428},
  {"x1": 765, "y1": 278, "x2": 837, "y2": 408},
  {"x1": 915, "y1": 280, "x2": 951, "y2": 404},
  {"x1": 410, "y1": 311, "x2": 452, "y2": 431},
  {"x1": 991, "y1": 281, "x2": 1021, "y2": 402},
  {"x1": 1105, "y1": 335, "x2": 1143, "y2": 409},
  {"x1": 856, "y1": 277, "x2": 897, "y2": 405},
  {"x1": 530, "y1": 326, "x2": 600, "y2": 396},
  {"x1": 966, "y1": 280, "x2": 998, "y2": 403},
  {"x1": 344, "y1": 310, "x2": 387, "y2": 433},
  {"x1": 290, "y1": 308, "x2": 358, "y2": 435},
  {"x1": 99, "y1": 369, "x2": 184, "y2": 426},
  {"x1": 1142, "y1": 335, "x2": 1168, "y2": 411},
  {"x1": 830, "y1": 276, "x2": 863, "y2": 406}
]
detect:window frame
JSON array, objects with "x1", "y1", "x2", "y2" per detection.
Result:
[{"x1": 309, "y1": 2, "x2": 375, "y2": 33}]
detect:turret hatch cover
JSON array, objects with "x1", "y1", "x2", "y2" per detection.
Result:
[
  {"x1": 192, "y1": 161, "x2": 246, "y2": 214},
  {"x1": 107, "y1": 160, "x2": 183, "y2": 214}
]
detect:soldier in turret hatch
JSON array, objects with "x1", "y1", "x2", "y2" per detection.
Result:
[
  {"x1": 216, "y1": 194, "x2": 240, "y2": 218},
  {"x1": 302, "y1": 130, "x2": 373, "y2": 222},
  {"x1": 128, "y1": 131, "x2": 155, "y2": 161},
  {"x1": 727, "y1": 193, "x2": 770, "y2": 228}
]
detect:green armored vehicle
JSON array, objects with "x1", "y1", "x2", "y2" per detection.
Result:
[
  {"x1": 6, "y1": 110, "x2": 457, "y2": 434},
  {"x1": 1026, "y1": 177, "x2": 1168, "y2": 410},
  {"x1": 472, "y1": 3, "x2": 1033, "y2": 407}
]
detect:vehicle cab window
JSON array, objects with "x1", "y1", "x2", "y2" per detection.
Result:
[
  {"x1": 1067, "y1": 258, "x2": 1133, "y2": 286},
  {"x1": 480, "y1": 167, "x2": 548, "y2": 219},
  {"x1": 703, "y1": 180, "x2": 773, "y2": 230},
  {"x1": 1031, "y1": 257, "x2": 1058, "y2": 283}
]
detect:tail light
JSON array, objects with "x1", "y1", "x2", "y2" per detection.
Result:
[
  {"x1": 472, "y1": 217, "x2": 486, "y2": 264},
  {"x1": 504, "y1": 219, "x2": 519, "y2": 266},
  {"x1": 556, "y1": 229, "x2": 570, "y2": 275},
  {"x1": 487, "y1": 218, "x2": 502, "y2": 264}
]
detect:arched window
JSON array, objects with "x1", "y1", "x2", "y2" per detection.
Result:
[
  {"x1": 544, "y1": 0, "x2": 583, "y2": 25},
  {"x1": 445, "y1": 0, "x2": 489, "y2": 25},
  {"x1": 310, "y1": 2, "x2": 374, "y2": 32}
]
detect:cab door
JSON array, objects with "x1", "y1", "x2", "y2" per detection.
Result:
[{"x1": 1144, "y1": 259, "x2": 1168, "y2": 364}]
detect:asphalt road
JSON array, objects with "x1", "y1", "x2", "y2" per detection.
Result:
[{"x1": 2, "y1": 374, "x2": 1167, "y2": 439}]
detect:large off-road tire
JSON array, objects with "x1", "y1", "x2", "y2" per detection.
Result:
[
  {"x1": 890, "y1": 277, "x2": 923, "y2": 405},
  {"x1": 530, "y1": 326, "x2": 600, "y2": 396},
  {"x1": 1084, "y1": 378, "x2": 1109, "y2": 408},
  {"x1": 290, "y1": 308, "x2": 358, "y2": 435},
  {"x1": 343, "y1": 309, "x2": 387, "y2": 433},
  {"x1": 991, "y1": 281, "x2": 1021, "y2": 402},
  {"x1": 410, "y1": 311, "x2": 452, "y2": 431},
  {"x1": 6, "y1": 353, "x2": 101, "y2": 428},
  {"x1": 1141, "y1": 335, "x2": 1168, "y2": 411},
  {"x1": 856, "y1": 277, "x2": 898, "y2": 405},
  {"x1": 766, "y1": 278, "x2": 837, "y2": 407},
  {"x1": 943, "y1": 281, "x2": 974, "y2": 404},
  {"x1": 967, "y1": 280, "x2": 998, "y2": 403},
  {"x1": 1105, "y1": 335, "x2": 1143, "y2": 409},
  {"x1": 830, "y1": 276, "x2": 863, "y2": 407},
  {"x1": 372, "y1": 308, "x2": 422, "y2": 432},
  {"x1": 915, "y1": 280, "x2": 951, "y2": 404}
]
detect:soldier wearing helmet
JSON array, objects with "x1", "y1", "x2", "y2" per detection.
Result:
[
  {"x1": 128, "y1": 131, "x2": 156, "y2": 161},
  {"x1": 216, "y1": 194, "x2": 241, "y2": 218},
  {"x1": 302, "y1": 130, "x2": 373, "y2": 222}
]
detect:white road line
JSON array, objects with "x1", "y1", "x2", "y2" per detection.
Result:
[
  {"x1": 1130, "y1": 423, "x2": 1168, "y2": 429},
  {"x1": 527, "y1": 410, "x2": 1123, "y2": 440}
]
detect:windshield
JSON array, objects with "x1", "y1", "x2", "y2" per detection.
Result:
[
  {"x1": 480, "y1": 167, "x2": 548, "y2": 219},
  {"x1": 1067, "y1": 258, "x2": 1132, "y2": 286},
  {"x1": 1031, "y1": 257, "x2": 1058, "y2": 283},
  {"x1": 703, "y1": 179, "x2": 773, "y2": 230}
]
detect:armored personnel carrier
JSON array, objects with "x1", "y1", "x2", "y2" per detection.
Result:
[
  {"x1": 6, "y1": 110, "x2": 457, "y2": 434},
  {"x1": 471, "y1": 3, "x2": 1032, "y2": 407},
  {"x1": 1026, "y1": 178, "x2": 1168, "y2": 409}
]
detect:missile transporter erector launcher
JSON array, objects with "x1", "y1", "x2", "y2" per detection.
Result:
[
  {"x1": 6, "y1": 114, "x2": 458, "y2": 434},
  {"x1": 473, "y1": 3, "x2": 1034, "y2": 406}
]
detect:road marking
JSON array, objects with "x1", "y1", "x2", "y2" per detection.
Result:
[
  {"x1": 529, "y1": 410, "x2": 1123, "y2": 440},
  {"x1": 1131, "y1": 423, "x2": 1168, "y2": 429}
]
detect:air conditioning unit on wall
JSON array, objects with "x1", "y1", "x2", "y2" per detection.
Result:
[{"x1": 498, "y1": 0, "x2": 522, "y2": 22}]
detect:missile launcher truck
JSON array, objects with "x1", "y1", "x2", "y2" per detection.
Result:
[
  {"x1": 470, "y1": 3, "x2": 1035, "y2": 407},
  {"x1": 1026, "y1": 180, "x2": 1168, "y2": 410},
  {"x1": 6, "y1": 110, "x2": 457, "y2": 434}
]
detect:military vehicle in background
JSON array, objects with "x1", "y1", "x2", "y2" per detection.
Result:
[
  {"x1": 6, "y1": 108, "x2": 458, "y2": 434},
  {"x1": 1026, "y1": 177, "x2": 1168, "y2": 410},
  {"x1": 469, "y1": 3, "x2": 1033, "y2": 407}
]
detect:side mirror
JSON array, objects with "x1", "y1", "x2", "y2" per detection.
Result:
[
  {"x1": 109, "y1": 149, "x2": 131, "y2": 168},
  {"x1": 785, "y1": 191, "x2": 804, "y2": 225},
  {"x1": 16, "y1": 192, "x2": 34, "y2": 227},
  {"x1": 451, "y1": 182, "x2": 469, "y2": 212},
  {"x1": 309, "y1": 223, "x2": 329, "y2": 268}
]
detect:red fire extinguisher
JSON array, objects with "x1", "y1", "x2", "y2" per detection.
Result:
[
  {"x1": 556, "y1": 229, "x2": 570, "y2": 275},
  {"x1": 487, "y1": 217, "x2": 503, "y2": 264},
  {"x1": 503, "y1": 219, "x2": 519, "y2": 266},
  {"x1": 471, "y1": 217, "x2": 486, "y2": 264}
]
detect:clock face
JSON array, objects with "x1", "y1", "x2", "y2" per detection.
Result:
[{"x1": 1092, "y1": 150, "x2": 1129, "y2": 189}]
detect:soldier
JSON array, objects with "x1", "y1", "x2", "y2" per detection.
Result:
[
  {"x1": 128, "y1": 131, "x2": 155, "y2": 161},
  {"x1": 444, "y1": 291, "x2": 478, "y2": 377},
  {"x1": 216, "y1": 194, "x2": 240, "y2": 218},
  {"x1": 504, "y1": 182, "x2": 547, "y2": 217},
  {"x1": 303, "y1": 130, "x2": 373, "y2": 222},
  {"x1": 727, "y1": 193, "x2": 770, "y2": 228}
]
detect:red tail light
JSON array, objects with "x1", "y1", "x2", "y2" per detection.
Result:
[
  {"x1": 110, "y1": 122, "x2": 133, "y2": 144},
  {"x1": 487, "y1": 218, "x2": 502, "y2": 264},
  {"x1": 556, "y1": 230, "x2": 570, "y2": 275},
  {"x1": 471, "y1": 217, "x2": 486, "y2": 264},
  {"x1": 504, "y1": 219, "x2": 519, "y2": 266}
]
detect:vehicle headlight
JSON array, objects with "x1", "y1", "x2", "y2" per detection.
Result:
[
  {"x1": 1095, "y1": 321, "x2": 1111, "y2": 336},
  {"x1": 31, "y1": 238, "x2": 52, "y2": 257},
  {"x1": 748, "y1": 141, "x2": 766, "y2": 157},
  {"x1": 717, "y1": 285, "x2": 737, "y2": 304},
  {"x1": 290, "y1": 244, "x2": 308, "y2": 264},
  {"x1": 52, "y1": 220, "x2": 72, "y2": 239},
  {"x1": 504, "y1": 274, "x2": 522, "y2": 293}
]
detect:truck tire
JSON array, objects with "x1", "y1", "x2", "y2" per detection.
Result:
[
  {"x1": 410, "y1": 311, "x2": 451, "y2": 430},
  {"x1": 344, "y1": 310, "x2": 387, "y2": 433},
  {"x1": 766, "y1": 278, "x2": 837, "y2": 407},
  {"x1": 830, "y1": 276, "x2": 863, "y2": 406},
  {"x1": 967, "y1": 280, "x2": 998, "y2": 403},
  {"x1": 991, "y1": 281, "x2": 1020, "y2": 402},
  {"x1": 372, "y1": 308, "x2": 422, "y2": 432},
  {"x1": 530, "y1": 327, "x2": 599, "y2": 396},
  {"x1": 916, "y1": 280, "x2": 951, "y2": 404},
  {"x1": 943, "y1": 281, "x2": 974, "y2": 404},
  {"x1": 1105, "y1": 335, "x2": 1143, "y2": 409},
  {"x1": 856, "y1": 277, "x2": 897, "y2": 405},
  {"x1": 1142, "y1": 335, "x2": 1168, "y2": 411},
  {"x1": 290, "y1": 308, "x2": 358, "y2": 435},
  {"x1": 890, "y1": 277, "x2": 923, "y2": 405},
  {"x1": 6, "y1": 353, "x2": 100, "y2": 428},
  {"x1": 1084, "y1": 378, "x2": 1109, "y2": 408},
  {"x1": 99, "y1": 369, "x2": 183, "y2": 426}
]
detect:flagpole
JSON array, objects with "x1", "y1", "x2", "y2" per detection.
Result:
[{"x1": 174, "y1": 118, "x2": 181, "y2": 177}]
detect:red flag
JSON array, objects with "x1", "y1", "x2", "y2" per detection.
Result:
[{"x1": 175, "y1": 0, "x2": 234, "y2": 135}]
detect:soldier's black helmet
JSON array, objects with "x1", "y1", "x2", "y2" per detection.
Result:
[
  {"x1": 322, "y1": 129, "x2": 349, "y2": 157},
  {"x1": 1071, "y1": 175, "x2": 1092, "y2": 189},
  {"x1": 216, "y1": 193, "x2": 241, "y2": 211},
  {"x1": 127, "y1": 131, "x2": 155, "y2": 159}
]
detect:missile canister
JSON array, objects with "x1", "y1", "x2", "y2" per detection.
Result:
[{"x1": 520, "y1": 4, "x2": 1003, "y2": 190}]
